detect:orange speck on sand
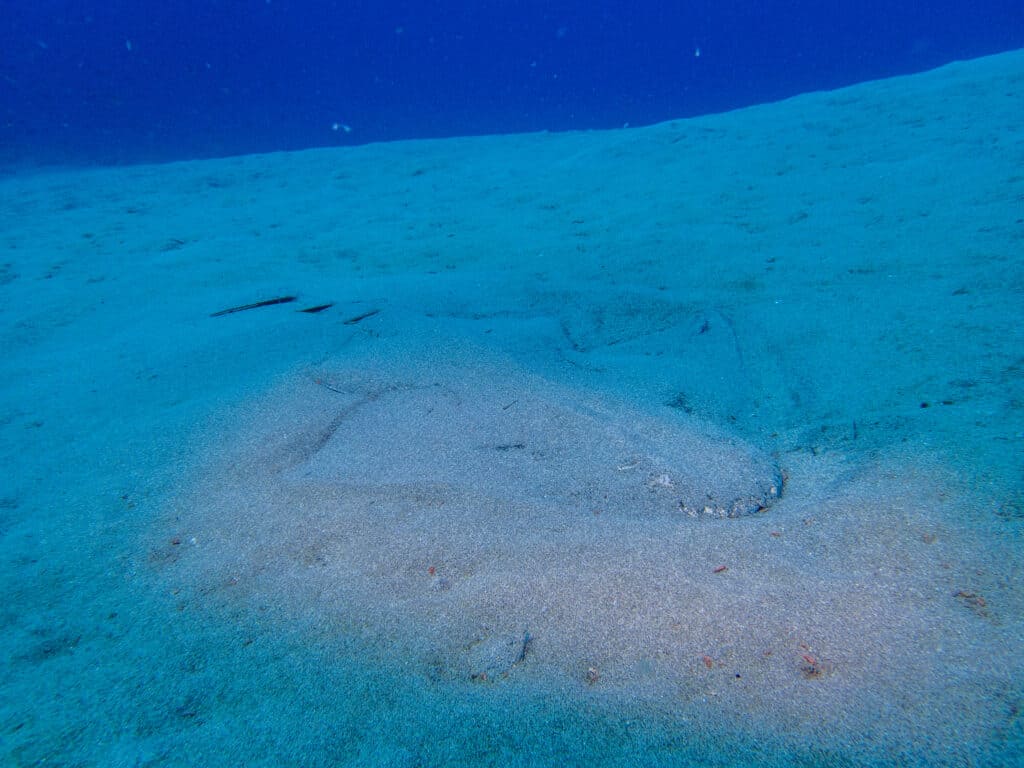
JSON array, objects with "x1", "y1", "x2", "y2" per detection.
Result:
[
  {"x1": 427, "y1": 566, "x2": 436, "y2": 576},
  {"x1": 702, "y1": 655, "x2": 714, "y2": 669},
  {"x1": 802, "y1": 654, "x2": 817, "y2": 666},
  {"x1": 713, "y1": 565, "x2": 728, "y2": 573}
]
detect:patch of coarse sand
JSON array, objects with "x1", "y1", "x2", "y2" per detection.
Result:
[{"x1": 151, "y1": 349, "x2": 1023, "y2": 765}]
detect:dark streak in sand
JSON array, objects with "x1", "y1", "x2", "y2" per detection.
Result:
[
  {"x1": 210, "y1": 296, "x2": 297, "y2": 317},
  {"x1": 299, "y1": 303, "x2": 334, "y2": 314},
  {"x1": 343, "y1": 308, "x2": 381, "y2": 325}
]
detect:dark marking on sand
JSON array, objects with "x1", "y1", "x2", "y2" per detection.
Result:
[
  {"x1": 799, "y1": 654, "x2": 833, "y2": 679},
  {"x1": 493, "y1": 443, "x2": 526, "y2": 452},
  {"x1": 513, "y1": 630, "x2": 533, "y2": 666},
  {"x1": 343, "y1": 308, "x2": 381, "y2": 325},
  {"x1": 159, "y1": 238, "x2": 188, "y2": 252},
  {"x1": 20, "y1": 632, "x2": 81, "y2": 664},
  {"x1": 174, "y1": 694, "x2": 203, "y2": 721},
  {"x1": 291, "y1": 399, "x2": 372, "y2": 466},
  {"x1": 954, "y1": 590, "x2": 991, "y2": 619},
  {"x1": 559, "y1": 318, "x2": 585, "y2": 353},
  {"x1": 210, "y1": 296, "x2": 296, "y2": 317},
  {"x1": 666, "y1": 392, "x2": 694, "y2": 414},
  {"x1": 995, "y1": 496, "x2": 1022, "y2": 521},
  {"x1": 282, "y1": 385, "x2": 400, "y2": 469},
  {"x1": 316, "y1": 380, "x2": 348, "y2": 394},
  {"x1": 299, "y1": 303, "x2": 334, "y2": 314}
]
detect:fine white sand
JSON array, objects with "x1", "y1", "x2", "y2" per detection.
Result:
[{"x1": 1, "y1": 50, "x2": 1022, "y2": 767}]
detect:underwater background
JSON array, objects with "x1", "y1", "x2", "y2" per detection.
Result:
[
  {"x1": 2, "y1": 3, "x2": 1024, "y2": 768},
  {"x1": 2, "y1": 0, "x2": 1023, "y2": 165}
]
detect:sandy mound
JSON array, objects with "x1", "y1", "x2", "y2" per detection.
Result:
[{"x1": 154, "y1": 352, "x2": 1022, "y2": 763}]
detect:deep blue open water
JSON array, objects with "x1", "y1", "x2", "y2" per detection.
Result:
[{"x1": 3, "y1": 0, "x2": 1023, "y2": 165}]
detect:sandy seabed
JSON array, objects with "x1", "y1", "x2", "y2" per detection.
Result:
[{"x1": 1, "y1": 50, "x2": 1023, "y2": 767}]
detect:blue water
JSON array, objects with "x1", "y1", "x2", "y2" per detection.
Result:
[
  {"x1": 2, "y1": 4, "x2": 1023, "y2": 767},
  {"x1": 3, "y1": 0, "x2": 1023, "y2": 165}
]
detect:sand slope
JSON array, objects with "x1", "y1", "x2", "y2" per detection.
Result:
[{"x1": 1, "y1": 50, "x2": 1022, "y2": 767}]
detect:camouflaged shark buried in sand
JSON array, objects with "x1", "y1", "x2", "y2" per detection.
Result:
[
  {"x1": 160, "y1": 350, "x2": 783, "y2": 667},
  {"x1": 288, "y1": 361, "x2": 784, "y2": 521}
]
